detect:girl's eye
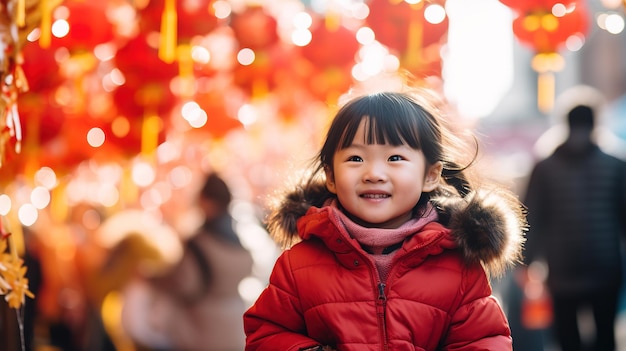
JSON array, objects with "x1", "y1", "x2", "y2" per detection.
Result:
[
  {"x1": 388, "y1": 155, "x2": 404, "y2": 161},
  {"x1": 347, "y1": 155, "x2": 363, "y2": 162}
]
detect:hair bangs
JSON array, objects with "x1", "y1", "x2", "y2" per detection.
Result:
[
  {"x1": 336, "y1": 93, "x2": 424, "y2": 150},
  {"x1": 320, "y1": 91, "x2": 436, "y2": 170}
]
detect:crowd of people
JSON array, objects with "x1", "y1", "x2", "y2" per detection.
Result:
[{"x1": 2, "y1": 84, "x2": 626, "y2": 351}]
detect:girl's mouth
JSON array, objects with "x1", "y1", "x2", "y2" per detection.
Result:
[{"x1": 361, "y1": 193, "x2": 390, "y2": 199}]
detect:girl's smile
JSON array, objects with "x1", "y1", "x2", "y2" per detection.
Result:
[{"x1": 360, "y1": 192, "x2": 390, "y2": 199}]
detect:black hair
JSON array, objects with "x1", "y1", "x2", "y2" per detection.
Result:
[
  {"x1": 303, "y1": 90, "x2": 475, "y2": 212},
  {"x1": 199, "y1": 173, "x2": 232, "y2": 210},
  {"x1": 567, "y1": 105, "x2": 594, "y2": 130}
]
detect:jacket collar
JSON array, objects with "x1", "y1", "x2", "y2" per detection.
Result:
[
  {"x1": 266, "y1": 180, "x2": 526, "y2": 277},
  {"x1": 297, "y1": 206, "x2": 457, "y2": 269}
]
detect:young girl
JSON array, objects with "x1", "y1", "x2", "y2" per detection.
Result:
[{"x1": 244, "y1": 89, "x2": 527, "y2": 350}]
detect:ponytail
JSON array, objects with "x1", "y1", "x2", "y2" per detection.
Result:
[{"x1": 442, "y1": 163, "x2": 471, "y2": 198}]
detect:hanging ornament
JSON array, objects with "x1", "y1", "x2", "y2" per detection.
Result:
[
  {"x1": 46, "y1": 0, "x2": 116, "y2": 53},
  {"x1": 300, "y1": 17, "x2": 360, "y2": 103},
  {"x1": 0, "y1": 0, "x2": 25, "y2": 170},
  {"x1": 366, "y1": 0, "x2": 448, "y2": 79},
  {"x1": 137, "y1": 0, "x2": 220, "y2": 63},
  {"x1": 191, "y1": 87, "x2": 244, "y2": 139},
  {"x1": 230, "y1": 5, "x2": 281, "y2": 99},
  {"x1": 0, "y1": 214, "x2": 34, "y2": 310},
  {"x1": 230, "y1": 5, "x2": 278, "y2": 50},
  {"x1": 137, "y1": 0, "x2": 220, "y2": 105},
  {"x1": 500, "y1": 0, "x2": 589, "y2": 112},
  {"x1": 158, "y1": 0, "x2": 177, "y2": 63},
  {"x1": 113, "y1": 34, "x2": 178, "y2": 158}
]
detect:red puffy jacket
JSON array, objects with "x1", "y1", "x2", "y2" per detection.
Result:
[{"x1": 244, "y1": 185, "x2": 526, "y2": 351}]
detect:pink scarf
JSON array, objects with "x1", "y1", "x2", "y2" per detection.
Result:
[{"x1": 328, "y1": 201, "x2": 438, "y2": 281}]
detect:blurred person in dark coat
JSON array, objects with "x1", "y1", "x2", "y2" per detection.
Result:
[{"x1": 523, "y1": 86, "x2": 626, "y2": 351}]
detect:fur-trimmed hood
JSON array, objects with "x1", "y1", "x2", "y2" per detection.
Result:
[{"x1": 265, "y1": 180, "x2": 526, "y2": 277}]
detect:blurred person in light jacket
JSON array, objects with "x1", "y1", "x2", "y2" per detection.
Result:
[{"x1": 141, "y1": 172, "x2": 254, "y2": 351}]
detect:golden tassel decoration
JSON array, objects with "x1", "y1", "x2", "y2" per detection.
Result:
[
  {"x1": 119, "y1": 167, "x2": 138, "y2": 206},
  {"x1": 141, "y1": 109, "x2": 161, "y2": 162},
  {"x1": 23, "y1": 108, "x2": 41, "y2": 181},
  {"x1": 325, "y1": 5, "x2": 340, "y2": 32},
  {"x1": 16, "y1": 0, "x2": 25, "y2": 27},
  {"x1": 39, "y1": 0, "x2": 52, "y2": 48},
  {"x1": 2, "y1": 215, "x2": 22, "y2": 258},
  {"x1": 177, "y1": 44, "x2": 195, "y2": 99},
  {"x1": 404, "y1": 10, "x2": 423, "y2": 70},
  {"x1": 252, "y1": 78, "x2": 268, "y2": 100},
  {"x1": 158, "y1": 0, "x2": 177, "y2": 63},
  {"x1": 532, "y1": 52, "x2": 565, "y2": 113},
  {"x1": 536, "y1": 71, "x2": 555, "y2": 113},
  {"x1": 50, "y1": 182, "x2": 68, "y2": 224}
]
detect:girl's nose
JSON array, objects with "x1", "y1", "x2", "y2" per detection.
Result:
[{"x1": 363, "y1": 162, "x2": 387, "y2": 183}]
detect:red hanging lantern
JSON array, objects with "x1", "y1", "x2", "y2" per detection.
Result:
[
  {"x1": 18, "y1": 41, "x2": 64, "y2": 146},
  {"x1": 16, "y1": 91, "x2": 65, "y2": 148},
  {"x1": 13, "y1": 41, "x2": 65, "y2": 178},
  {"x1": 192, "y1": 89, "x2": 243, "y2": 139},
  {"x1": 229, "y1": 5, "x2": 287, "y2": 99},
  {"x1": 501, "y1": 0, "x2": 590, "y2": 112},
  {"x1": 230, "y1": 5, "x2": 279, "y2": 51},
  {"x1": 20, "y1": 41, "x2": 62, "y2": 92},
  {"x1": 509, "y1": 1, "x2": 589, "y2": 54},
  {"x1": 137, "y1": 0, "x2": 220, "y2": 43},
  {"x1": 137, "y1": 0, "x2": 220, "y2": 66},
  {"x1": 114, "y1": 35, "x2": 178, "y2": 115},
  {"x1": 37, "y1": 112, "x2": 123, "y2": 174},
  {"x1": 113, "y1": 34, "x2": 179, "y2": 156},
  {"x1": 232, "y1": 42, "x2": 305, "y2": 99},
  {"x1": 47, "y1": 0, "x2": 116, "y2": 53},
  {"x1": 135, "y1": 0, "x2": 221, "y2": 100},
  {"x1": 366, "y1": 0, "x2": 448, "y2": 78},
  {"x1": 300, "y1": 19, "x2": 360, "y2": 103},
  {"x1": 301, "y1": 21, "x2": 359, "y2": 68}
]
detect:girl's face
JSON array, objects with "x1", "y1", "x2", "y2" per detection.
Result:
[{"x1": 325, "y1": 118, "x2": 442, "y2": 229}]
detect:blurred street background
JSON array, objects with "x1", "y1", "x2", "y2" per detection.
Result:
[{"x1": 0, "y1": 0, "x2": 625, "y2": 350}]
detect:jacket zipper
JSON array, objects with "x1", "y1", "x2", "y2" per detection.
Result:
[{"x1": 376, "y1": 282, "x2": 388, "y2": 351}]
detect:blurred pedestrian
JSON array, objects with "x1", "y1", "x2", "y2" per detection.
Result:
[
  {"x1": 141, "y1": 172, "x2": 254, "y2": 351},
  {"x1": 523, "y1": 86, "x2": 626, "y2": 351}
]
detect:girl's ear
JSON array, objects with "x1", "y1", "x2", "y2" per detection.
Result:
[
  {"x1": 423, "y1": 161, "x2": 443, "y2": 192},
  {"x1": 324, "y1": 166, "x2": 337, "y2": 194}
]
